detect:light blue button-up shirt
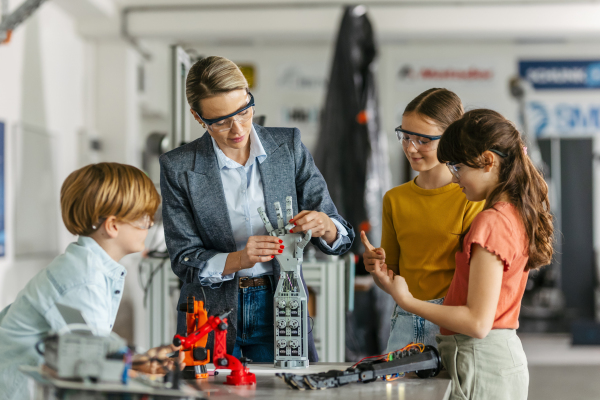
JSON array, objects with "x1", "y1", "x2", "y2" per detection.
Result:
[
  {"x1": 0, "y1": 236, "x2": 126, "y2": 400},
  {"x1": 199, "y1": 126, "x2": 349, "y2": 287}
]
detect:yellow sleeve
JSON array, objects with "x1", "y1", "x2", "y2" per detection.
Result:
[
  {"x1": 462, "y1": 200, "x2": 485, "y2": 233},
  {"x1": 380, "y1": 192, "x2": 400, "y2": 275}
]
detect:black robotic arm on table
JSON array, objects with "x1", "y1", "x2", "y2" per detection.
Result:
[{"x1": 277, "y1": 345, "x2": 442, "y2": 390}]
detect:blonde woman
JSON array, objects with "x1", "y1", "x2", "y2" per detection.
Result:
[{"x1": 160, "y1": 56, "x2": 354, "y2": 362}]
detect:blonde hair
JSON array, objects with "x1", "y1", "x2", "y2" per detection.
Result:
[
  {"x1": 186, "y1": 56, "x2": 248, "y2": 114},
  {"x1": 60, "y1": 163, "x2": 161, "y2": 236}
]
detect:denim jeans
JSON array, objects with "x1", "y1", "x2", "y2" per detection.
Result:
[
  {"x1": 231, "y1": 276, "x2": 275, "y2": 362},
  {"x1": 386, "y1": 297, "x2": 444, "y2": 353}
]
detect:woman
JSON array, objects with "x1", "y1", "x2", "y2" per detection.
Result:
[{"x1": 160, "y1": 56, "x2": 354, "y2": 362}]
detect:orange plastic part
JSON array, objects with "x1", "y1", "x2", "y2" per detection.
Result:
[
  {"x1": 1, "y1": 30, "x2": 12, "y2": 45},
  {"x1": 181, "y1": 297, "x2": 210, "y2": 374}
]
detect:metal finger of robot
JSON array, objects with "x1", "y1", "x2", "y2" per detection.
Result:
[{"x1": 257, "y1": 196, "x2": 311, "y2": 369}]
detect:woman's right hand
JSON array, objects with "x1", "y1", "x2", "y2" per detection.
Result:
[
  {"x1": 360, "y1": 231, "x2": 386, "y2": 272},
  {"x1": 239, "y1": 235, "x2": 284, "y2": 270}
]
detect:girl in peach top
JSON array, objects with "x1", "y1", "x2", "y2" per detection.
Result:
[{"x1": 372, "y1": 109, "x2": 553, "y2": 400}]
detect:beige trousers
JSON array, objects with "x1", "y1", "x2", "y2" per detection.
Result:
[{"x1": 436, "y1": 329, "x2": 529, "y2": 400}]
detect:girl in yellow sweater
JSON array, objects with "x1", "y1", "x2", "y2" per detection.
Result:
[{"x1": 362, "y1": 88, "x2": 483, "y2": 351}]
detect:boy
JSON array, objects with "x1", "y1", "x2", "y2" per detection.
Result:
[{"x1": 0, "y1": 163, "x2": 179, "y2": 400}]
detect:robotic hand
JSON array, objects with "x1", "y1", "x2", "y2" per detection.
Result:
[
  {"x1": 257, "y1": 196, "x2": 312, "y2": 272},
  {"x1": 258, "y1": 196, "x2": 311, "y2": 368}
]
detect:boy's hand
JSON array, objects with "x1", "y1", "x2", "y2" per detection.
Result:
[
  {"x1": 132, "y1": 344, "x2": 184, "y2": 374},
  {"x1": 360, "y1": 231, "x2": 386, "y2": 272}
]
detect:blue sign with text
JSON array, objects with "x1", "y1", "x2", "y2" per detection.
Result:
[{"x1": 519, "y1": 60, "x2": 600, "y2": 90}]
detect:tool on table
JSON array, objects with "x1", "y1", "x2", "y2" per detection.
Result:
[
  {"x1": 258, "y1": 196, "x2": 311, "y2": 369},
  {"x1": 173, "y1": 309, "x2": 256, "y2": 386},
  {"x1": 277, "y1": 343, "x2": 442, "y2": 390}
]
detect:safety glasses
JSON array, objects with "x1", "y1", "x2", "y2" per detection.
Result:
[
  {"x1": 395, "y1": 126, "x2": 442, "y2": 152},
  {"x1": 196, "y1": 93, "x2": 255, "y2": 133}
]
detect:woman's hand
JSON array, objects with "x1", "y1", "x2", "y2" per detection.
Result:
[
  {"x1": 223, "y1": 235, "x2": 283, "y2": 275},
  {"x1": 239, "y1": 235, "x2": 284, "y2": 269},
  {"x1": 360, "y1": 231, "x2": 386, "y2": 272},
  {"x1": 290, "y1": 210, "x2": 337, "y2": 244},
  {"x1": 239, "y1": 235, "x2": 285, "y2": 269},
  {"x1": 132, "y1": 344, "x2": 184, "y2": 374}
]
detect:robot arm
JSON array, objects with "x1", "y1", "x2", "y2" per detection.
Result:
[{"x1": 172, "y1": 310, "x2": 231, "y2": 349}]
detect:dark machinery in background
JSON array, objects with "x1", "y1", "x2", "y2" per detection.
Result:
[
  {"x1": 313, "y1": 4, "x2": 393, "y2": 362},
  {"x1": 509, "y1": 77, "x2": 568, "y2": 333},
  {"x1": 314, "y1": 5, "x2": 390, "y2": 252},
  {"x1": 509, "y1": 76, "x2": 600, "y2": 342}
]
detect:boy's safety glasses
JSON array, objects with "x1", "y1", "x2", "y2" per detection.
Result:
[
  {"x1": 395, "y1": 126, "x2": 442, "y2": 152},
  {"x1": 91, "y1": 214, "x2": 154, "y2": 231}
]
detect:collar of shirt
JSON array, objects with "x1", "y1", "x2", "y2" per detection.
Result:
[
  {"x1": 210, "y1": 125, "x2": 267, "y2": 170},
  {"x1": 76, "y1": 236, "x2": 127, "y2": 280}
]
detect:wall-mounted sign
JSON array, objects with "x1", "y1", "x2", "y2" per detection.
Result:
[
  {"x1": 519, "y1": 60, "x2": 600, "y2": 90},
  {"x1": 397, "y1": 64, "x2": 494, "y2": 83},
  {"x1": 237, "y1": 64, "x2": 256, "y2": 89},
  {"x1": 277, "y1": 64, "x2": 326, "y2": 91},
  {"x1": 526, "y1": 100, "x2": 600, "y2": 137}
]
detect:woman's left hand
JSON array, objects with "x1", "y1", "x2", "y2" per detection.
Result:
[{"x1": 290, "y1": 210, "x2": 337, "y2": 244}]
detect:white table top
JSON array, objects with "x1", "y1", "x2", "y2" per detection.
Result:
[{"x1": 22, "y1": 363, "x2": 451, "y2": 400}]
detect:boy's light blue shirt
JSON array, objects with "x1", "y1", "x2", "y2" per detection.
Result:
[
  {"x1": 199, "y1": 126, "x2": 350, "y2": 288},
  {"x1": 0, "y1": 236, "x2": 126, "y2": 400}
]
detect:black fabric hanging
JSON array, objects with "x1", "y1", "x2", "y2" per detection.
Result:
[{"x1": 314, "y1": 5, "x2": 389, "y2": 251}]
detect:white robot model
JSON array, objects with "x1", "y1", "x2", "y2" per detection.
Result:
[{"x1": 258, "y1": 196, "x2": 311, "y2": 369}]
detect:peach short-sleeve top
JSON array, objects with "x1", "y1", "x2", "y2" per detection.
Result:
[{"x1": 441, "y1": 202, "x2": 529, "y2": 336}]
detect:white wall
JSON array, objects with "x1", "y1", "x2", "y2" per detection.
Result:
[
  {"x1": 0, "y1": 2, "x2": 86, "y2": 306},
  {"x1": 137, "y1": 40, "x2": 600, "y2": 188},
  {"x1": 0, "y1": 0, "x2": 147, "y2": 347}
]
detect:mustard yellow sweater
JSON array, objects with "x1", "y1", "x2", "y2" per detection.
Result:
[{"x1": 381, "y1": 178, "x2": 484, "y2": 301}]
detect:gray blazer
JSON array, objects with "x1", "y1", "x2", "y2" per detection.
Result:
[{"x1": 159, "y1": 124, "x2": 354, "y2": 362}]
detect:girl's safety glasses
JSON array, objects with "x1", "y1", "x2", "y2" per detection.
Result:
[{"x1": 395, "y1": 126, "x2": 442, "y2": 152}]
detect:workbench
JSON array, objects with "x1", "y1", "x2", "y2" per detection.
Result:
[
  {"x1": 22, "y1": 363, "x2": 451, "y2": 400},
  {"x1": 192, "y1": 363, "x2": 451, "y2": 400}
]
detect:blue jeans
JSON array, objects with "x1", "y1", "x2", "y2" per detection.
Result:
[
  {"x1": 231, "y1": 276, "x2": 275, "y2": 362},
  {"x1": 386, "y1": 297, "x2": 444, "y2": 353}
]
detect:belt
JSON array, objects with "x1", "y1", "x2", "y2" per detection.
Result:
[{"x1": 239, "y1": 276, "x2": 271, "y2": 289}]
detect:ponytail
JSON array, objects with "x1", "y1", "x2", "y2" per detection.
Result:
[{"x1": 437, "y1": 109, "x2": 554, "y2": 270}]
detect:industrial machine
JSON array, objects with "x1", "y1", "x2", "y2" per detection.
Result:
[
  {"x1": 278, "y1": 343, "x2": 442, "y2": 390},
  {"x1": 173, "y1": 307, "x2": 256, "y2": 386},
  {"x1": 257, "y1": 196, "x2": 311, "y2": 369},
  {"x1": 41, "y1": 327, "x2": 128, "y2": 383}
]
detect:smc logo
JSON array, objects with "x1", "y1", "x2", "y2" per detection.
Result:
[{"x1": 527, "y1": 101, "x2": 600, "y2": 136}]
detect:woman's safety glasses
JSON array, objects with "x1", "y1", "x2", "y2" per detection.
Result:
[
  {"x1": 395, "y1": 126, "x2": 442, "y2": 152},
  {"x1": 196, "y1": 93, "x2": 255, "y2": 133}
]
